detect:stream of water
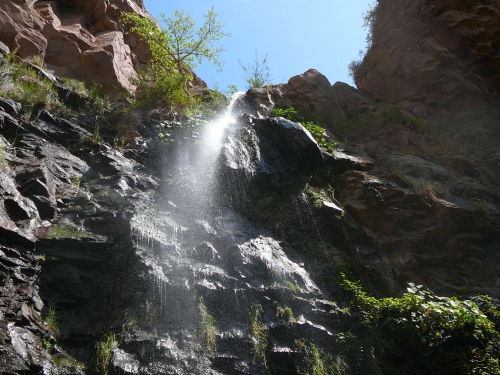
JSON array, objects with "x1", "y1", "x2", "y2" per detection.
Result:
[{"x1": 126, "y1": 94, "x2": 335, "y2": 374}]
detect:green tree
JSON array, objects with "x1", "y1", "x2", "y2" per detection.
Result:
[
  {"x1": 239, "y1": 49, "x2": 272, "y2": 89},
  {"x1": 121, "y1": 7, "x2": 229, "y2": 108}
]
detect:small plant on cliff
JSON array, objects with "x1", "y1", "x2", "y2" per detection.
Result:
[
  {"x1": 95, "y1": 332, "x2": 116, "y2": 375},
  {"x1": 60, "y1": 77, "x2": 88, "y2": 97},
  {"x1": 0, "y1": 141, "x2": 5, "y2": 168},
  {"x1": 121, "y1": 7, "x2": 229, "y2": 110},
  {"x1": 298, "y1": 341, "x2": 347, "y2": 375},
  {"x1": 276, "y1": 304, "x2": 296, "y2": 326},
  {"x1": 44, "y1": 306, "x2": 59, "y2": 336},
  {"x1": 199, "y1": 297, "x2": 217, "y2": 356},
  {"x1": 239, "y1": 49, "x2": 272, "y2": 89},
  {"x1": 249, "y1": 303, "x2": 268, "y2": 367},
  {"x1": 270, "y1": 107, "x2": 337, "y2": 152}
]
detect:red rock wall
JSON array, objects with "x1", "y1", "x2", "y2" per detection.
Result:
[
  {"x1": 355, "y1": 0, "x2": 500, "y2": 117},
  {"x1": 0, "y1": 0, "x2": 151, "y2": 94}
]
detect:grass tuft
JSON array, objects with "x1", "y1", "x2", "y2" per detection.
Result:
[
  {"x1": 249, "y1": 303, "x2": 268, "y2": 367},
  {"x1": 199, "y1": 297, "x2": 217, "y2": 356},
  {"x1": 95, "y1": 332, "x2": 115, "y2": 375}
]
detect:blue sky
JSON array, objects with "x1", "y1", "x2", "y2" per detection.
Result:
[{"x1": 143, "y1": 1, "x2": 372, "y2": 91}]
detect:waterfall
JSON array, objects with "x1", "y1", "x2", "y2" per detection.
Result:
[{"x1": 124, "y1": 93, "x2": 336, "y2": 375}]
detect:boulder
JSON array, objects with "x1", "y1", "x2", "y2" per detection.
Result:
[{"x1": 246, "y1": 69, "x2": 346, "y2": 131}]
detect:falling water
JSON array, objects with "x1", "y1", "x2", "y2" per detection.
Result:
[{"x1": 125, "y1": 93, "x2": 335, "y2": 375}]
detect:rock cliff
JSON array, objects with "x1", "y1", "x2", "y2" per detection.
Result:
[
  {"x1": 0, "y1": 0, "x2": 151, "y2": 94},
  {"x1": 0, "y1": 0, "x2": 500, "y2": 373},
  {"x1": 355, "y1": 0, "x2": 500, "y2": 117}
]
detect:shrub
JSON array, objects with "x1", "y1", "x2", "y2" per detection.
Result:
[
  {"x1": 239, "y1": 49, "x2": 272, "y2": 89},
  {"x1": 341, "y1": 274, "x2": 500, "y2": 374},
  {"x1": 347, "y1": 58, "x2": 363, "y2": 81},
  {"x1": 60, "y1": 77, "x2": 88, "y2": 97},
  {"x1": 270, "y1": 107, "x2": 337, "y2": 152}
]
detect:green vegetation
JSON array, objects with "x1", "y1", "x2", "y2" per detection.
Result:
[
  {"x1": 341, "y1": 274, "x2": 500, "y2": 374},
  {"x1": 60, "y1": 76, "x2": 87, "y2": 97},
  {"x1": 199, "y1": 297, "x2": 217, "y2": 356},
  {"x1": 0, "y1": 52, "x2": 113, "y2": 125},
  {"x1": 284, "y1": 280, "x2": 301, "y2": 294},
  {"x1": 0, "y1": 52, "x2": 60, "y2": 109},
  {"x1": 0, "y1": 140, "x2": 5, "y2": 171},
  {"x1": 249, "y1": 303, "x2": 268, "y2": 367},
  {"x1": 44, "y1": 306, "x2": 59, "y2": 336},
  {"x1": 347, "y1": 1, "x2": 378, "y2": 81},
  {"x1": 239, "y1": 49, "x2": 272, "y2": 89},
  {"x1": 95, "y1": 332, "x2": 116, "y2": 375},
  {"x1": 121, "y1": 7, "x2": 229, "y2": 110},
  {"x1": 300, "y1": 341, "x2": 347, "y2": 375},
  {"x1": 270, "y1": 107, "x2": 337, "y2": 152},
  {"x1": 53, "y1": 356, "x2": 85, "y2": 371},
  {"x1": 41, "y1": 337, "x2": 53, "y2": 352},
  {"x1": 276, "y1": 304, "x2": 296, "y2": 325},
  {"x1": 46, "y1": 223, "x2": 102, "y2": 240}
]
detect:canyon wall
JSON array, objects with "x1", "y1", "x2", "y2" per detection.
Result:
[{"x1": 355, "y1": 0, "x2": 500, "y2": 117}]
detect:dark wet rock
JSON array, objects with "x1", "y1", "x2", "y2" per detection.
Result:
[
  {"x1": 252, "y1": 116, "x2": 324, "y2": 170},
  {"x1": 0, "y1": 96, "x2": 22, "y2": 116}
]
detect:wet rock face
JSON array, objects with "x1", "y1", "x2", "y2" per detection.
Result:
[
  {"x1": 356, "y1": 0, "x2": 500, "y2": 117},
  {"x1": 0, "y1": 0, "x2": 150, "y2": 94},
  {"x1": 0, "y1": 94, "x2": 161, "y2": 372},
  {"x1": 219, "y1": 104, "x2": 500, "y2": 299}
]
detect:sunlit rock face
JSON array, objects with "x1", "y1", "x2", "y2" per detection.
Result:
[
  {"x1": 246, "y1": 69, "x2": 346, "y2": 123},
  {"x1": 355, "y1": 0, "x2": 500, "y2": 117},
  {"x1": 0, "y1": 0, "x2": 150, "y2": 94}
]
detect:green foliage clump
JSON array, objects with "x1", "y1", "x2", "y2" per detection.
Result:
[
  {"x1": 302, "y1": 343, "x2": 347, "y2": 375},
  {"x1": 341, "y1": 274, "x2": 500, "y2": 374},
  {"x1": 347, "y1": 58, "x2": 363, "y2": 81},
  {"x1": 60, "y1": 77, "x2": 88, "y2": 97},
  {"x1": 249, "y1": 303, "x2": 268, "y2": 367},
  {"x1": 95, "y1": 332, "x2": 116, "y2": 375},
  {"x1": 0, "y1": 140, "x2": 6, "y2": 170},
  {"x1": 276, "y1": 304, "x2": 296, "y2": 325},
  {"x1": 199, "y1": 297, "x2": 217, "y2": 357},
  {"x1": 270, "y1": 107, "x2": 337, "y2": 152},
  {"x1": 347, "y1": 1, "x2": 378, "y2": 81},
  {"x1": 239, "y1": 49, "x2": 272, "y2": 89},
  {"x1": 44, "y1": 306, "x2": 59, "y2": 336},
  {"x1": 121, "y1": 7, "x2": 229, "y2": 111},
  {"x1": 0, "y1": 53, "x2": 59, "y2": 108}
]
